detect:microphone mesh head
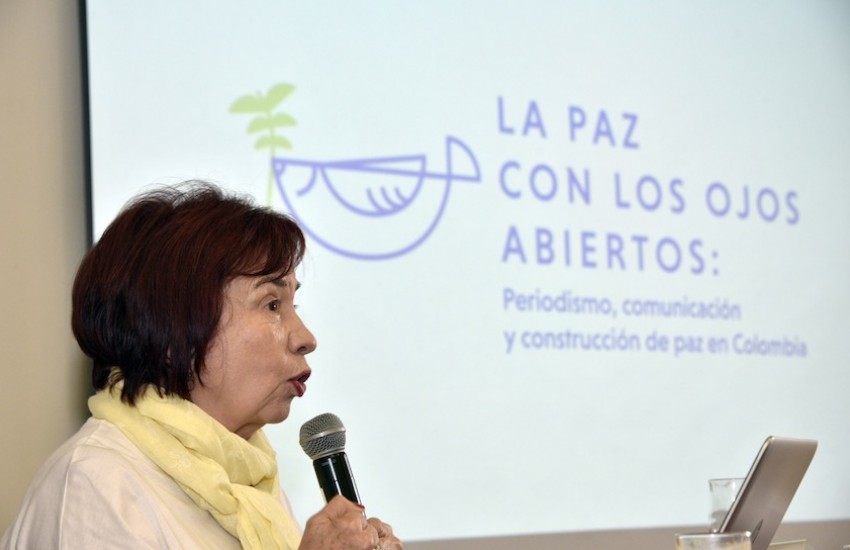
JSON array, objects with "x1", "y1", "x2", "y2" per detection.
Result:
[{"x1": 299, "y1": 412, "x2": 346, "y2": 459}]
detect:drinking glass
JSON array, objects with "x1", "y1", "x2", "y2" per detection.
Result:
[{"x1": 708, "y1": 477, "x2": 744, "y2": 532}]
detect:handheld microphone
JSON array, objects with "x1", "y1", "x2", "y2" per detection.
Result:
[{"x1": 299, "y1": 413, "x2": 362, "y2": 505}]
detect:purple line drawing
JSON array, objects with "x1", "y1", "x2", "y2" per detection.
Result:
[{"x1": 273, "y1": 136, "x2": 481, "y2": 260}]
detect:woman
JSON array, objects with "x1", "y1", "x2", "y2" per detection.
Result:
[{"x1": 1, "y1": 183, "x2": 402, "y2": 550}]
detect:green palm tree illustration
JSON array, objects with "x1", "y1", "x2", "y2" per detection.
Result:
[{"x1": 230, "y1": 83, "x2": 297, "y2": 205}]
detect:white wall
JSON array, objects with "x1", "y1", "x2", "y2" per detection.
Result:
[{"x1": 0, "y1": 0, "x2": 89, "y2": 532}]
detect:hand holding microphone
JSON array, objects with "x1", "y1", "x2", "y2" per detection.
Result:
[{"x1": 298, "y1": 413, "x2": 403, "y2": 550}]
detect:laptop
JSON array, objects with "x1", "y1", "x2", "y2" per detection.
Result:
[{"x1": 719, "y1": 436, "x2": 818, "y2": 550}]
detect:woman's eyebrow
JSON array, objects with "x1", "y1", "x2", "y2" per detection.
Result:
[
  {"x1": 253, "y1": 275, "x2": 301, "y2": 291},
  {"x1": 253, "y1": 275, "x2": 286, "y2": 288}
]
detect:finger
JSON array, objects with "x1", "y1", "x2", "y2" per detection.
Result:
[
  {"x1": 366, "y1": 524, "x2": 379, "y2": 547},
  {"x1": 325, "y1": 496, "x2": 363, "y2": 521},
  {"x1": 322, "y1": 496, "x2": 373, "y2": 538},
  {"x1": 367, "y1": 517, "x2": 392, "y2": 538}
]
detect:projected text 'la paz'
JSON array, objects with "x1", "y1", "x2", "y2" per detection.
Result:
[{"x1": 495, "y1": 96, "x2": 800, "y2": 277}]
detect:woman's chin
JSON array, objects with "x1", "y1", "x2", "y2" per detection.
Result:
[{"x1": 268, "y1": 401, "x2": 293, "y2": 425}]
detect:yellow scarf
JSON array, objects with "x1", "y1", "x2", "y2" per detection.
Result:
[{"x1": 89, "y1": 384, "x2": 302, "y2": 550}]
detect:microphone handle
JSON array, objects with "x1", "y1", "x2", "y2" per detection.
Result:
[{"x1": 313, "y1": 451, "x2": 361, "y2": 504}]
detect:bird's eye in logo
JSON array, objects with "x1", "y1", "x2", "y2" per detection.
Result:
[{"x1": 231, "y1": 83, "x2": 481, "y2": 261}]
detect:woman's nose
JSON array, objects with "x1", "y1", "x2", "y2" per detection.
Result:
[{"x1": 292, "y1": 315, "x2": 317, "y2": 355}]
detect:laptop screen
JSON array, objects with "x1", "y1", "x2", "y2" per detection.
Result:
[{"x1": 720, "y1": 436, "x2": 818, "y2": 550}]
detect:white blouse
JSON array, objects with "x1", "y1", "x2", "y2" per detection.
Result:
[{"x1": 2, "y1": 417, "x2": 299, "y2": 549}]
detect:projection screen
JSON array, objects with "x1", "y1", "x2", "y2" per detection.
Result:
[{"x1": 82, "y1": 1, "x2": 850, "y2": 544}]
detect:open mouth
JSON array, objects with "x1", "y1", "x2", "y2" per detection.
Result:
[{"x1": 290, "y1": 370, "x2": 311, "y2": 397}]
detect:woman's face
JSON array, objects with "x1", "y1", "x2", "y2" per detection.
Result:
[{"x1": 190, "y1": 272, "x2": 317, "y2": 439}]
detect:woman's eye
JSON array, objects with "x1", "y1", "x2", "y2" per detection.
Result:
[{"x1": 267, "y1": 300, "x2": 281, "y2": 312}]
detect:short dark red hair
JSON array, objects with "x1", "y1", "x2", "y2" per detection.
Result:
[{"x1": 72, "y1": 182, "x2": 306, "y2": 404}]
